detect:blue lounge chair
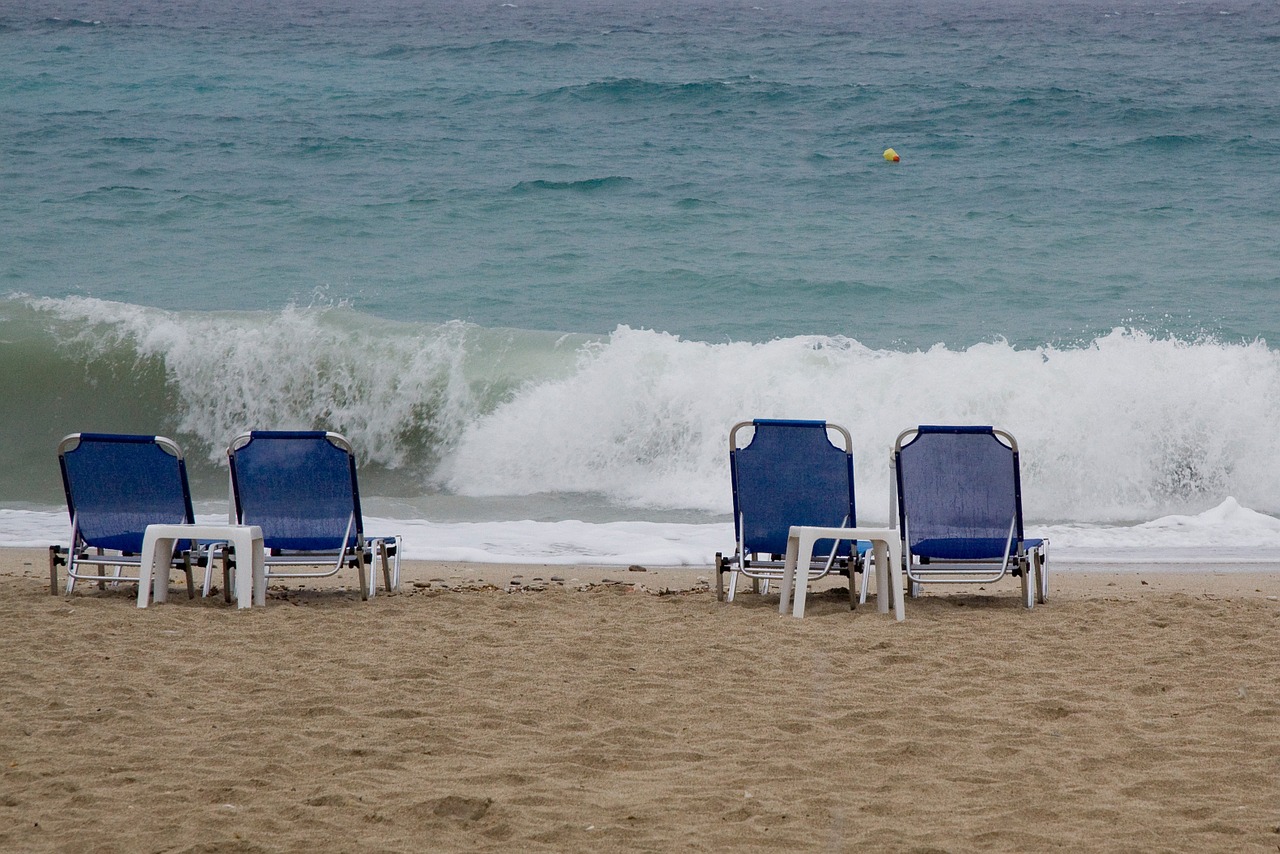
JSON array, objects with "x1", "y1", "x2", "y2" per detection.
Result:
[
  {"x1": 715, "y1": 419, "x2": 868, "y2": 606},
  {"x1": 51, "y1": 433, "x2": 199, "y2": 599},
  {"x1": 891, "y1": 425, "x2": 1048, "y2": 608},
  {"x1": 226, "y1": 431, "x2": 400, "y2": 600}
]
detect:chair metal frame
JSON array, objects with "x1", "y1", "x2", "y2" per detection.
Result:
[
  {"x1": 225, "y1": 430, "x2": 400, "y2": 600},
  {"x1": 715, "y1": 419, "x2": 868, "y2": 607},
  {"x1": 891, "y1": 425, "x2": 1048, "y2": 608},
  {"x1": 50, "y1": 433, "x2": 200, "y2": 599}
]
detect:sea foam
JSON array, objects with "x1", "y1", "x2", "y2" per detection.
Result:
[
  {"x1": 8, "y1": 498, "x2": 1280, "y2": 565},
  {"x1": 442, "y1": 325, "x2": 1280, "y2": 525}
]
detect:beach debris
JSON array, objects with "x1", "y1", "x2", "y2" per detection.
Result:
[
  {"x1": 883, "y1": 147, "x2": 900, "y2": 162},
  {"x1": 628, "y1": 564, "x2": 647, "y2": 572}
]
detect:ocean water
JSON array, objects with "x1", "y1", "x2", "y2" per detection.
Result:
[{"x1": 3, "y1": 0, "x2": 1280, "y2": 563}]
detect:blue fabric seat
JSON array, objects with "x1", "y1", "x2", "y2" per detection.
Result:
[
  {"x1": 52, "y1": 433, "x2": 199, "y2": 599},
  {"x1": 226, "y1": 431, "x2": 400, "y2": 600},
  {"x1": 892, "y1": 425, "x2": 1047, "y2": 607},
  {"x1": 716, "y1": 419, "x2": 870, "y2": 606}
]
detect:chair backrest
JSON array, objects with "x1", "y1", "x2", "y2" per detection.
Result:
[
  {"x1": 57, "y1": 433, "x2": 196, "y2": 553},
  {"x1": 730, "y1": 419, "x2": 856, "y2": 557},
  {"x1": 894, "y1": 425, "x2": 1025, "y2": 560},
  {"x1": 228, "y1": 431, "x2": 364, "y2": 551}
]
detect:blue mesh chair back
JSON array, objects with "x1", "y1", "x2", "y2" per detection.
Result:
[
  {"x1": 229, "y1": 431, "x2": 363, "y2": 551},
  {"x1": 731, "y1": 419, "x2": 856, "y2": 558},
  {"x1": 895, "y1": 426, "x2": 1023, "y2": 560},
  {"x1": 58, "y1": 433, "x2": 196, "y2": 553}
]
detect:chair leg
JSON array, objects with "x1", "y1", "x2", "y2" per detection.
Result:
[
  {"x1": 859, "y1": 554, "x2": 871, "y2": 606},
  {"x1": 48, "y1": 546, "x2": 64, "y2": 596},
  {"x1": 200, "y1": 545, "x2": 221, "y2": 598},
  {"x1": 1035, "y1": 550, "x2": 1048, "y2": 604},
  {"x1": 394, "y1": 550, "x2": 402, "y2": 591},
  {"x1": 391, "y1": 539, "x2": 402, "y2": 591},
  {"x1": 726, "y1": 569, "x2": 739, "y2": 603},
  {"x1": 201, "y1": 551, "x2": 214, "y2": 598},
  {"x1": 357, "y1": 552, "x2": 370, "y2": 601},
  {"x1": 1021, "y1": 558, "x2": 1034, "y2": 609},
  {"x1": 714, "y1": 553, "x2": 724, "y2": 601},
  {"x1": 221, "y1": 548, "x2": 233, "y2": 603},
  {"x1": 379, "y1": 540, "x2": 394, "y2": 593},
  {"x1": 183, "y1": 553, "x2": 195, "y2": 600}
]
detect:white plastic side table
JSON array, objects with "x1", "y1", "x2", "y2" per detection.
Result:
[
  {"x1": 138, "y1": 524, "x2": 264, "y2": 610},
  {"x1": 778, "y1": 526, "x2": 905, "y2": 621}
]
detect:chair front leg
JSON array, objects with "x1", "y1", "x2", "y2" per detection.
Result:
[
  {"x1": 1020, "y1": 556, "x2": 1034, "y2": 609},
  {"x1": 48, "y1": 546, "x2": 64, "y2": 595},
  {"x1": 223, "y1": 546, "x2": 235, "y2": 603},
  {"x1": 182, "y1": 551, "x2": 195, "y2": 599},
  {"x1": 357, "y1": 550, "x2": 370, "y2": 601},
  {"x1": 859, "y1": 551, "x2": 871, "y2": 606},
  {"x1": 1034, "y1": 548, "x2": 1048, "y2": 604},
  {"x1": 378, "y1": 540, "x2": 394, "y2": 593}
]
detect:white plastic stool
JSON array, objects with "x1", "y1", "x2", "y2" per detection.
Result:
[
  {"x1": 778, "y1": 526, "x2": 905, "y2": 621},
  {"x1": 138, "y1": 524, "x2": 264, "y2": 609}
]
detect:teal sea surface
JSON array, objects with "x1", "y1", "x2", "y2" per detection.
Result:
[{"x1": 2, "y1": 0, "x2": 1280, "y2": 560}]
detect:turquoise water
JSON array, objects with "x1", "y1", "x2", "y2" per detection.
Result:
[{"x1": 3, "y1": 0, "x2": 1280, "y2": 541}]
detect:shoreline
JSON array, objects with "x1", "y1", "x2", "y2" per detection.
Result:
[{"x1": 9, "y1": 546, "x2": 1280, "y2": 601}]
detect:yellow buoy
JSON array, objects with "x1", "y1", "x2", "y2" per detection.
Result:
[{"x1": 883, "y1": 148, "x2": 900, "y2": 162}]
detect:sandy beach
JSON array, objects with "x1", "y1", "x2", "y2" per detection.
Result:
[{"x1": 2, "y1": 548, "x2": 1278, "y2": 852}]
